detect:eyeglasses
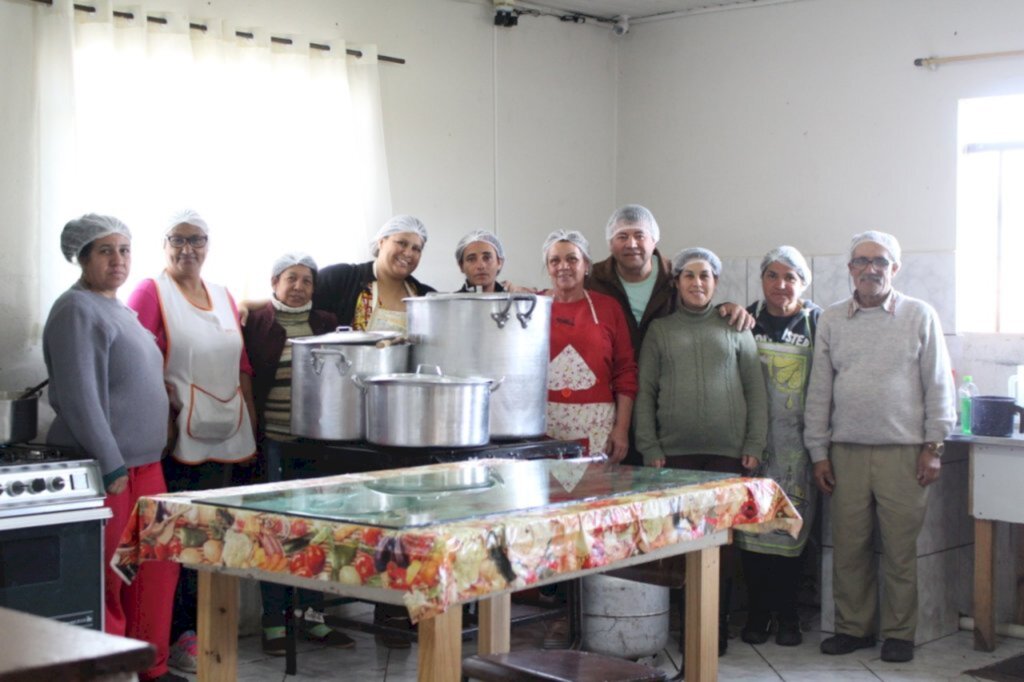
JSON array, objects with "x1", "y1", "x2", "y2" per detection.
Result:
[
  {"x1": 849, "y1": 256, "x2": 891, "y2": 269},
  {"x1": 166, "y1": 234, "x2": 208, "y2": 248}
]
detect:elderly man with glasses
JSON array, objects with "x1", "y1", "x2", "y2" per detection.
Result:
[{"x1": 804, "y1": 231, "x2": 955, "y2": 664}]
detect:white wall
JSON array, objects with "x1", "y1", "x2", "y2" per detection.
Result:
[
  {"x1": 616, "y1": 0, "x2": 1024, "y2": 259},
  {"x1": 0, "y1": 0, "x2": 617, "y2": 391}
]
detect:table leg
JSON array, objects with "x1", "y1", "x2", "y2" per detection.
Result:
[
  {"x1": 684, "y1": 545, "x2": 719, "y2": 682},
  {"x1": 974, "y1": 518, "x2": 996, "y2": 651},
  {"x1": 196, "y1": 570, "x2": 239, "y2": 681},
  {"x1": 417, "y1": 605, "x2": 463, "y2": 682},
  {"x1": 477, "y1": 593, "x2": 511, "y2": 655}
]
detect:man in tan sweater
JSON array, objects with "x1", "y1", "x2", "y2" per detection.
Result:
[{"x1": 804, "y1": 231, "x2": 955, "y2": 664}]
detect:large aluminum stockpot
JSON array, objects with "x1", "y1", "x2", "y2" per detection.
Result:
[
  {"x1": 406, "y1": 293, "x2": 551, "y2": 439},
  {"x1": 356, "y1": 365, "x2": 500, "y2": 447},
  {"x1": 0, "y1": 391, "x2": 38, "y2": 444},
  {"x1": 289, "y1": 329, "x2": 409, "y2": 440}
]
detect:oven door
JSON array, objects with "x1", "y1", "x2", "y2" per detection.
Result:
[{"x1": 0, "y1": 506, "x2": 111, "y2": 630}]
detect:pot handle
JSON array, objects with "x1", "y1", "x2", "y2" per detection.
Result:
[
  {"x1": 489, "y1": 376, "x2": 505, "y2": 393},
  {"x1": 351, "y1": 374, "x2": 366, "y2": 391},
  {"x1": 490, "y1": 296, "x2": 515, "y2": 329},
  {"x1": 416, "y1": 364, "x2": 444, "y2": 376},
  {"x1": 311, "y1": 348, "x2": 352, "y2": 376},
  {"x1": 514, "y1": 294, "x2": 538, "y2": 329}
]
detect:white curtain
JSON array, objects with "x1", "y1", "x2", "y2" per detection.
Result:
[{"x1": 33, "y1": 0, "x2": 392, "y2": 308}]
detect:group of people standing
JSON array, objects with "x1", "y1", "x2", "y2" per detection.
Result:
[{"x1": 40, "y1": 204, "x2": 953, "y2": 679}]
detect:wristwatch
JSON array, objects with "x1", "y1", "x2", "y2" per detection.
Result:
[{"x1": 923, "y1": 442, "x2": 945, "y2": 457}]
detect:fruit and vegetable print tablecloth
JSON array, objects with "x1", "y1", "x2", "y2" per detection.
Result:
[{"x1": 113, "y1": 459, "x2": 801, "y2": 622}]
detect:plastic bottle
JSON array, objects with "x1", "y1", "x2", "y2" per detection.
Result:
[{"x1": 958, "y1": 375, "x2": 979, "y2": 435}]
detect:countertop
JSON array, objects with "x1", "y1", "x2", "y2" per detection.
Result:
[{"x1": 947, "y1": 432, "x2": 1024, "y2": 447}]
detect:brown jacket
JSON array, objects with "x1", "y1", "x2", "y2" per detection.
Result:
[{"x1": 586, "y1": 248, "x2": 677, "y2": 358}]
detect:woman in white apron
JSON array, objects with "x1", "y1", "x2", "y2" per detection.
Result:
[
  {"x1": 126, "y1": 209, "x2": 257, "y2": 674},
  {"x1": 734, "y1": 246, "x2": 822, "y2": 648},
  {"x1": 310, "y1": 215, "x2": 436, "y2": 335}
]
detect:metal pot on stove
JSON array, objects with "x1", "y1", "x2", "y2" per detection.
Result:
[
  {"x1": 0, "y1": 390, "x2": 40, "y2": 445},
  {"x1": 355, "y1": 365, "x2": 501, "y2": 447},
  {"x1": 289, "y1": 328, "x2": 409, "y2": 441},
  {"x1": 406, "y1": 293, "x2": 551, "y2": 439}
]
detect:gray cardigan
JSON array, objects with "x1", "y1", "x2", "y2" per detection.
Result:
[{"x1": 44, "y1": 284, "x2": 169, "y2": 480}]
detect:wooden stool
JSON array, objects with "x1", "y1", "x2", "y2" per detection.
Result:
[{"x1": 462, "y1": 650, "x2": 667, "y2": 682}]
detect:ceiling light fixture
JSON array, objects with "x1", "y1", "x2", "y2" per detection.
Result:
[
  {"x1": 494, "y1": 0, "x2": 518, "y2": 27},
  {"x1": 612, "y1": 15, "x2": 630, "y2": 36}
]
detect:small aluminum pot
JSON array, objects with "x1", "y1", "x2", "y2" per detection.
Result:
[
  {"x1": 0, "y1": 391, "x2": 38, "y2": 445},
  {"x1": 356, "y1": 365, "x2": 501, "y2": 448}
]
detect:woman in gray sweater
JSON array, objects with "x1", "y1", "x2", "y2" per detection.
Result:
[
  {"x1": 634, "y1": 246, "x2": 768, "y2": 656},
  {"x1": 43, "y1": 214, "x2": 183, "y2": 682}
]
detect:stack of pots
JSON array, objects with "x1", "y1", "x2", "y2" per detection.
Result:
[
  {"x1": 406, "y1": 293, "x2": 552, "y2": 440},
  {"x1": 289, "y1": 329, "x2": 409, "y2": 441}
]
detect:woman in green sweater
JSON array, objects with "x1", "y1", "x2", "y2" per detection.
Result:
[{"x1": 634, "y1": 246, "x2": 768, "y2": 655}]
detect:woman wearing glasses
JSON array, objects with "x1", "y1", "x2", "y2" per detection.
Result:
[{"x1": 126, "y1": 209, "x2": 257, "y2": 674}]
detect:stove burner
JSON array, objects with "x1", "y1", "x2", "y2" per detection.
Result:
[{"x1": 0, "y1": 443, "x2": 80, "y2": 466}]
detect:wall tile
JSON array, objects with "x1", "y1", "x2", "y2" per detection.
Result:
[
  {"x1": 914, "y1": 548, "x2": 960, "y2": 644},
  {"x1": 810, "y1": 255, "x2": 849, "y2": 309},
  {"x1": 713, "y1": 257, "x2": 747, "y2": 307},
  {"x1": 898, "y1": 252, "x2": 956, "y2": 334}
]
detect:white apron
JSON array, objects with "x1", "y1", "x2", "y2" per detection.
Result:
[
  {"x1": 366, "y1": 280, "x2": 415, "y2": 333},
  {"x1": 156, "y1": 271, "x2": 255, "y2": 464}
]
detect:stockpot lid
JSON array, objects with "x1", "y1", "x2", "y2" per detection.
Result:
[
  {"x1": 363, "y1": 365, "x2": 493, "y2": 387},
  {"x1": 288, "y1": 328, "x2": 401, "y2": 346},
  {"x1": 403, "y1": 292, "x2": 541, "y2": 303}
]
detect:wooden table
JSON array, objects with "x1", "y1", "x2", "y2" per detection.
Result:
[
  {"x1": 0, "y1": 606, "x2": 154, "y2": 681},
  {"x1": 958, "y1": 432, "x2": 1024, "y2": 651},
  {"x1": 113, "y1": 459, "x2": 801, "y2": 682}
]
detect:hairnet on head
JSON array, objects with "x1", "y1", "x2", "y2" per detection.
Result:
[
  {"x1": 60, "y1": 214, "x2": 131, "y2": 263},
  {"x1": 849, "y1": 230, "x2": 901, "y2": 265},
  {"x1": 370, "y1": 215, "x2": 428, "y2": 257},
  {"x1": 605, "y1": 204, "x2": 660, "y2": 243},
  {"x1": 671, "y1": 247, "x2": 722, "y2": 278},
  {"x1": 455, "y1": 230, "x2": 505, "y2": 264},
  {"x1": 168, "y1": 209, "x2": 209, "y2": 235},
  {"x1": 760, "y1": 245, "x2": 811, "y2": 285},
  {"x1": 271, "y1": 252, "x2": 318, "y2": 279},
  {"x1": 542, "y1": 229, "x2": 591, "y2": 265}
]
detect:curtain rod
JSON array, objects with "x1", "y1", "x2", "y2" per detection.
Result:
[
  {"x1": 30, "y1": 0, "x2": 406, "y2": 64},
  {"x1": 914, "y1": 48, "x2": 1024, "y2": 69}
]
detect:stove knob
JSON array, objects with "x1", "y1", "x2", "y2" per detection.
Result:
[
  {"x1": 50, "y1": 477, "x2": 66, "y2": 492},
  {"x1": 8, "y1": 481, "x2": 26, "y2": 496},
  {"x1": 30, "y1": 478, "x2": 47, "y2": 494}
]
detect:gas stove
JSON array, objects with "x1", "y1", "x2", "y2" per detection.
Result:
[{"x1": 0, "y1": 444, "x2": 105, "y2": 517}]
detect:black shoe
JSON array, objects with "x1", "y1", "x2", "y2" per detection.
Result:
[
  {"x1": 303, "y1": 622, "x2": 356, "y2": 649},
  {"x1": 880, "y1": 638, "x2": 914, "y2": 662},
  {"x1": 374, "y1": 615, "x2": 413, "y2": 650},
  {"x1": 820, "y1": 633, "x2": 876, "y2": 655},
  {"x1": 741, "y1": 610, "x2": 772, "y2": 645},
  {"x1": 775, "y1": 616, "x2": 802, "y2": 647},
  {"x1": 261, "y1": 615, "x2": 288, "y2": 657}
]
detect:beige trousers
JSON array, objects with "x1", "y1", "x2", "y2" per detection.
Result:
[{"x1": 830, "y1": 443, "x2": 928, "y2": 641}]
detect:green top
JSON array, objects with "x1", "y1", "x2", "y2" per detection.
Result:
[
  {"x1": 619, "y1": 254, "x2": 659, "y2": 324},
  {"x1": 634, "y1": 304, "x2": 768, "y2": 465}
]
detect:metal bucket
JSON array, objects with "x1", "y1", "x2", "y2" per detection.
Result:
[
  {"x1": 581, "y1": 574, "x2": 670, "y2": 658},
  {"x1": 357, "y1": 365, "x2": 499, "y2": 447},
  {"x1": 289, "y1": 329, "x2": 409, "y2": 440},
  {"x1": 406, "y1": 293, "x2": 551, "y2": 439}
]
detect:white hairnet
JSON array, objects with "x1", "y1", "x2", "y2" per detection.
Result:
[
  {"x1": 271, "y1": 252, "x2": 318, "y2": 279},
  {"x1": 455, "y1": 230, "x2": 505, "y2": 263},
  {"x1": 370, "y1": 215, "x2": 428, "y2": 257},
  {"x1": 671, "y1": 247, "x2": 722, "y2": 278},
  {"x1": 760, "y1": 245, "x2": 811, "y2": 285},
  {"x1": 168, "y1": 209, "x2": 209, "y2": 235},
  {"x1": 605, "y1": 204, "x2": 660, "y2": 242},
  {"x1": 542, "y1": 229, "x2": 591, "y2": 265},
  {"x1": 60, "y1": 214, "x2": 132, "y2": 263},
  {"x1": 849, "y1": 230, "x2": 901, "y2": 265}
]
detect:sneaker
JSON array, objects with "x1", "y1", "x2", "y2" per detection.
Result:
[
  {"x1": 374, "y1": 614, "x2": 413, "y2": 650},
  {"x1": 880, "y1": 638, "x2": 914, "y2": 662},
  {"x1": 167, "y1": 630, "x2": 198, "y2": 674},
  {"x1": 740, "y1": 610, "x2": 772, "y2": 645},
  {"x1": 775, "y1": 616, "x2": 802, "y2": 647},
  {"x1": 820, "y1": 633, "x2": 876, "y2": 655},
  {"x1": 303, "y1": 622, "x2": 356, "y2": 649}
]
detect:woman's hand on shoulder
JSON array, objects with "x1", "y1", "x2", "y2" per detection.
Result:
[{"x1": 718, "y1": 302, "x2": 755, "y2": 331}]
